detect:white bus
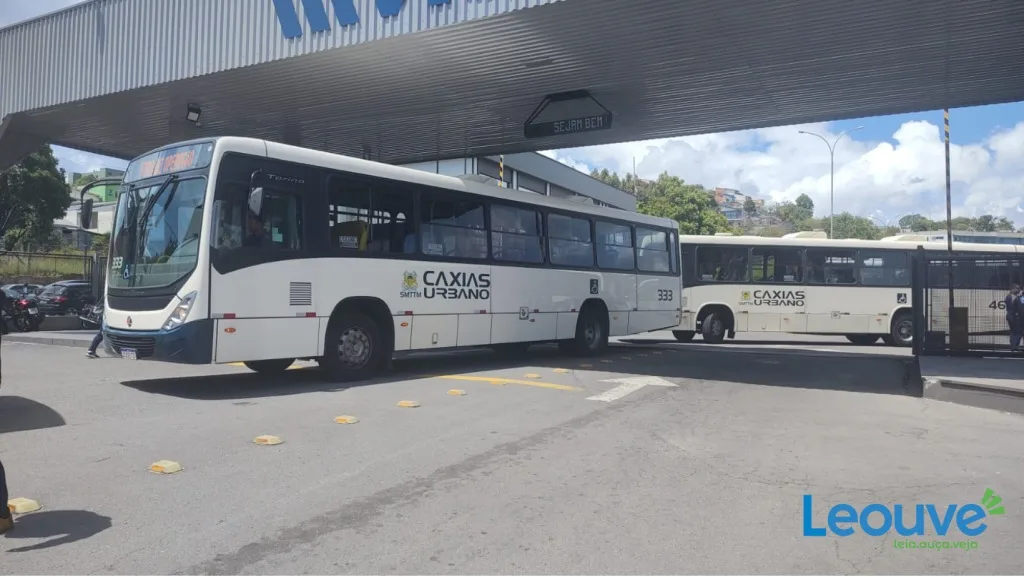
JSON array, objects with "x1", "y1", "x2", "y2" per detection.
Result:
[
  {"x1": 101, "y1": 137, "x2": 681, "y2": 380},
  {"x1": 671, "y1": 234, "x2": 1022, "y2": 347}
]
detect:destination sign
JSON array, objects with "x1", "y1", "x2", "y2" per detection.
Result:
[
  {"x1": 124, "y1": 142, "x2": 214, "y2": 183},
  {"x1": 524, "y1": 113, "x2": 613, "y2": 139}
]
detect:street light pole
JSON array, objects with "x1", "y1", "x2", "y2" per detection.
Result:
[{"x1": 799, "y1": 126, "x2": 864, "y2": 238}]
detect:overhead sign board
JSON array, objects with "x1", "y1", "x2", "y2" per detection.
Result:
[
  {"x1": 273, "y1": 0, "x2": 453, "y2": 39},
  {"x1": 524, "y1": 90, "x2": 614, "y2": 139}
]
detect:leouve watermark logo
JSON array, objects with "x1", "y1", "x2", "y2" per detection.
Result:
[{"x1": 802, "y1": 488, "x2": 1006, "y2": 550}]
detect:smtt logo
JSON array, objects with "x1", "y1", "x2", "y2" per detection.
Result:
[{"x1": 803, "y1": 488, "x2": 1005, "y2": 539}]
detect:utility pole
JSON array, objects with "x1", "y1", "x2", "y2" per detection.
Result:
[
  {"x1": 799, "y1": 126, "x2": 864, "y2": 238},
  {"x1": 944, "y1": 108, "x2": 954, "y2": 313}
]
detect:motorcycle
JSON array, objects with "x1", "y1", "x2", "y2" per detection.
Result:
[
  {"x1": 80, "y1": 301, "x2": 104, "y2": 329},
  {"x1": 9, "y1": 295, "x2": 44, "y2": 332}
]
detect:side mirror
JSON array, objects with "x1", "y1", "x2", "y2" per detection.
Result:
[
  {"x1": 81, "y1": 198, "x2": 94, "y2": 229},
  {"x1": 247, "y1": 186, "x2": 264, "y2": 216}
]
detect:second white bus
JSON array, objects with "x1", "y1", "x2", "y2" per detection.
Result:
[
  {"x1": 100, "y1": 137, "x2": 682, "y2": 380},
  {"x1": 671, "y1": 234, "x2": 1021, "y2": 347}
]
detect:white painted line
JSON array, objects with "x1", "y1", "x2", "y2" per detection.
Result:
[{"x1": 587, "y1": 376, "x2": 677, "y2": 402}]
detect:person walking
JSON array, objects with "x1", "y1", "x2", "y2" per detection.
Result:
[
  {"x1": 1006, "y1": 284, "x2": 1022, "y2": 350},
  {"x1": 86, "y1": 322, "x2": 104, "y2": 358}
]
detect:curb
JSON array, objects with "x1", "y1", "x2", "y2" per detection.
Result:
[
  {"x1": 922, "y1": 375, "x2": 1024, "y2": 416},
  {"x1": 4, "y1": 334, "x2": 91, "y2": 348}
]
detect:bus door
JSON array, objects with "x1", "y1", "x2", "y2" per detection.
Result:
[
  {"x1": 746, "y1": 247, "x2": 807, "y2": 332},
  {"x1": 803, "y1": 248, "x2": 861, "y2": 333}
]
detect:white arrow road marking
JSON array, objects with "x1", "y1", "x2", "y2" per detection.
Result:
[{"x1": 586, "y1": 376, "x2": 678, "y2": 402}]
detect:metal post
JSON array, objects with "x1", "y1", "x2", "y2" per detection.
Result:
[
  {"x1": 798, "y1": 126, "x2": 864, "y2": 239},
  {"x1": 498, "y1": 155, "x2": 504, "y2": 188},
  {"x1": 944, "y1": 109, "x2": 954, "y2": 313},
  {"x1": 829, "y1": 150, "x2": 835, "y2": 239}
]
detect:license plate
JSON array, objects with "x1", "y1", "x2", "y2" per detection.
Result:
[
  {"x1": 28, "y1": 308, "x2": 37, "y2": 314},
  {"x1": 121, "y1": 348, "x2": 137, "y2": 360}
]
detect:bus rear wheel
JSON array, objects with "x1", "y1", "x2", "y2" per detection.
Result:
[
  {"x1": 320, "y1": 311, "x2": 387, "y2": 382},
  {"x1": 845, "y1": 334, "x2": 880, "y2": 346},
  {"x1": 559, "y1": 306, "x2": 608, "y2": 357},
  {"x1": 244, "y1": 358, "x2": 294, "y2": 373},
  {"x1": 890, "y1": 313, "x2": 914, "y2": 347},
  {"x1": 672, "y1": 330, "x2": 695, "y2": 343}
]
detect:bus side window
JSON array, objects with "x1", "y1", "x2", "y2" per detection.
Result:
[
  {"x1": 327, "y1": 178, "x2": 371, "y2": 251},
  {"x1": 696, "y1": 246, "x2": 748, "y2": 282},
  {"x1": 751, "y1": 247, "x2": 802, "y2": 283},
  {"x1": 807, "y1": 249, "x2": 856, "y2": 284}
]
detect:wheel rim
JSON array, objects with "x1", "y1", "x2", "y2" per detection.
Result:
[
  {"x1": 897, "y1": 320, "x2": 913, "y2": 342},
  {"x1": 337, "y1": 326, "x2": 372, "y2": 367},
  {"x1": 583, "y1": 319, "x2": 602, "y2": 348},
  {"x1": 710, "y1": 319, "x2": 724, "y2": 337}
]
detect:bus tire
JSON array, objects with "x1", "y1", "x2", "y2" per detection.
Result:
[
  {"x1": 561, "y1": 305, "x2": 609, "y2": 357},
  {"x1": 672, "y1": 330, "x2": 696, "y2": 343},
  {"x1": 321, "y1": 311, "x2": 387, "y2": 382},
  {"x1": 700, "y1": 312, "x2": 727, "y2": 344},
  {"x1": 845, "y1": 334, "x2": 880, "y2": 346},
  {"x1": 890, "y1": 312, "x2": 914, "y2": 347},
  {"x1": 244, "y1": 358, "x2": 294, "y2": 373}
]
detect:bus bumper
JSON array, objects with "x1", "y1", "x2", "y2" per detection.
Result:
[{"x1": 102, "y1": 319, "x2": 214, "y2": 364}]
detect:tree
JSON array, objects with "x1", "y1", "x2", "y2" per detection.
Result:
[
  {"x1": 898, "y1": 214, "x2": 937, "y2": 232},
  {"x1": 794, "y1": 193, "x2": 815, "y2": 214},
  {"x1": 0, "y1": 145, "x2": 72, "y2": 250},
  {"x1": 824, "y1": 212, "x2": 881, "y2": 240},
  {"x1": 636, "y1": 173, "x2": 729, "y2": 235},
  {"x1": 775, "y1": 201, "x2": 814, "y2": 231},
  {"x1": 73, "y1": 172, "x2": 98, "y2": 188},
  {"x1": 743, "y1": 197, "x2": 758, "y2": 216}
]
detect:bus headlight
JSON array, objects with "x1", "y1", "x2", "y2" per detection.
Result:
[{"x1": 162, "y1": 291, "x2": 197, "y2": 331}]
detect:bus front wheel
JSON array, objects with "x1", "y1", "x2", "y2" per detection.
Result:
[
  {"x1": 700, "y1": 312, "x2": 727, "y2": 344},
  {"x1": 244, "y1": 358, "x2": 294, "y2": 373},
  {"x1": 672, "y1": 330, "x2": 695, "y2": 343},
  {"x1": 321, "y1": 311, "x2": 387, "y2": 382}
]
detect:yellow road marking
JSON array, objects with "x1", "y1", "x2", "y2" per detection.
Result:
[
  {"x1": 436, "y1": 374, "x2": 582, "y2": 392},
  {"x1": 227, "y1": 362, "x2": 307, "y2": 370}
]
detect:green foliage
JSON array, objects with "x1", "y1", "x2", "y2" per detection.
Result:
[
  {"x1": 826, "y1": 212, "x2": 883, "y2": 240},
  {"x1": 795, "y1": 193, "x2": 814, "y2": 213},
  {"x1": 898, "y1": 213, "x2": 1015, "y2": 233},
  {"x1": 73, "y1": 172, "x2": 98, "y2": 188},
  {"x1": 743, "y1": 197, "x2": 758, "y2": 216},
  {"x1": 591, "y1": 169, "x2": 730, "y2": 235},
  {"x1": 0, "y1": 145, "x2": 73, "y2": 250}
]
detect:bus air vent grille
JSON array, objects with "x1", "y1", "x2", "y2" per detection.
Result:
[{"x1": 289, "y1": 282, "x2": 313, "y2": 306}]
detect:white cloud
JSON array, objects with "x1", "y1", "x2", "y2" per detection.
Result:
[
  {"x1": 542, "y1": 120, "x2": 1024, "y2": 226},
  {"x1": 52, "y1": 145, "x2": 128, "y2": 178}
]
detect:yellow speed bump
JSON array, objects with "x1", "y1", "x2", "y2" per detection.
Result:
[
  {"x1": 397, "y1": 400, "x2": 421, "y2": 408},
  {"x1": 253, "y1": 435, "x2": 282, "y2": 446},
  {"x1": 524, "y1": 373, "x2": 541, "y2": 379},
  {"x1": 447, "y1": 389, "x2": 467, "y2": 396},
  {"x1": 334, "y1": 415, "x2": 359, "y2": 424},
  {"x1": 149, "y1": 460, "x2": 183, "y2": 474},
  {"x1": 553, "y1": 368, "x2": 571, "y2": 374},
  {"x1": 7, "y1": 498, "x2": 41, "y2": 515}
]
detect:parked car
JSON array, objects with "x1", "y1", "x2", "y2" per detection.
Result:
[
  {"x1": 36, "y1": 280, "x2": 94, "y2": 316},
  {"x1": 1, "y1": 283, "x2": 44, "y2": 297}
]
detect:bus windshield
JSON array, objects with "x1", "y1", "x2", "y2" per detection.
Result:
[{"x1": 108, "y1": 177, "x2": 207, "y2": 289}]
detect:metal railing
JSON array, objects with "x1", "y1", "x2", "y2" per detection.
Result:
[{"x1": 912, "y1": 248, "x2": 1024, "y2": 357}]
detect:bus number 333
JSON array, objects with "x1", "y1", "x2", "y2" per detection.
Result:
[{"x1": 657, "y1": 289, "x2": 674, "y2": 301}]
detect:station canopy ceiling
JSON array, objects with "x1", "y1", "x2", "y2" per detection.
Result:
[{"x1": 2, "y1": 0, "x2": 1023, "y2": 168}]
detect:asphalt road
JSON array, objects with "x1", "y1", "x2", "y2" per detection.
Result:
[{"x1": 1, "y1": 336, "x2": 1022, "y2": 574}]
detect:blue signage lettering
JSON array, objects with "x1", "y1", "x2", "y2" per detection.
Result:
[
  {"x1": 801, "y1": 492, "x2": 1002, "y2": 539},
  {"x1": 273, "y1": 0, "x2": 453, "y2": 39}
]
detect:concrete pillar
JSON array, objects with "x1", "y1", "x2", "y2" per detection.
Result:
[{"x1": 0, "y1": 114, "x2": 46, "y2": 173}]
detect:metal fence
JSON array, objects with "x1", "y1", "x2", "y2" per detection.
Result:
[
  {"x1": 912, "y1": 248, "x2": 1024, "y2": 357},
  {"x1": 0, "y1": 250, "x2": 93, "y2": 284}
]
